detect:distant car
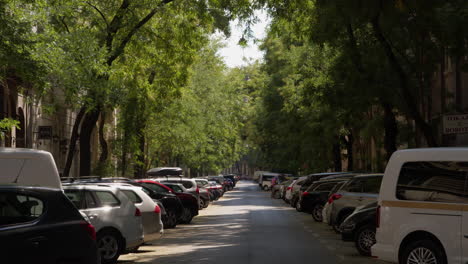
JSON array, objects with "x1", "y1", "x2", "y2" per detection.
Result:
[
  {"x1": 163, "y1": 182, "x2": 210, "y2": 209},
  {"x1": 0, "y1": 186, "x2": 99, "y2": 264},
  {"x1": 340, "y1": 202, "x2": 377, "y2": 256},
  {"x1": 223, "y1": 174, "x2": 237, "y2": 187},
  {"x1": 284, "y1": 179, "x2": 297, "y2": 203},
  {"x1": 63, "y1": 184, "x2": 144, "y2": 264},
  {"x1": 328, "y1": 174, "x2": 383, "y2": 233},
  {"x1": 271, "y1": 179, "x2": 293, "y2": 199}
]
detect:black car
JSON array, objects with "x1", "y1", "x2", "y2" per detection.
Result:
[
  {"x1": 340, "y1": 202, "x2": 378, "y2": 256},
  {"x1": 223, "y1": 174, "x2": 237, "y2": 187},
  {"x1": 296, "y1": 179, "x2": 349, "y2": 222},
  {"x1": 0, "y1": 186, "x2": 99, "y2": 264}
]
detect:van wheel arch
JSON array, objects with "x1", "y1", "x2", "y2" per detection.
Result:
[{"x1": 398, "y1": 231, "x2": 446, "y2": 264}]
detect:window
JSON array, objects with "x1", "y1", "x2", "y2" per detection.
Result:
[
  {"x1": 397, "y1": 161, "x2": 468, "y2": 203},
  {"x1": 0, "y1": 192, "x2": 45, "y2": 226},
  {"x1": 163, "y1": 180, "x2": 193, "y2": 189},
  {"x1": 167, "y1": 185, "x2": 183, "y2": 193},
  {"x1": 94, "y1": 191, "x2": 120, "y2": 207},
  {"x1": 314, "y1": 182, "x2": 337, "y2": 192},
  {"x1": 140, "y1": 183, "x2": 169, "y2": 193},
  {"x1": 122, "y1": 190, "x2": 143, "y2": 204},
  {"x1": 341, "y1": 179, "x2": 365, "y2": 193},
  {"x1": 84, "y1": 191, "x2": 98, "y2": 208},
  {"x1": 65, "y1": 190, "x2": 84, "y2": 209},
  {"x1": 362, "y1": 176, "x2": 383, "y2": 193},
  {"x1": 330, "y1": 181, "x2": 346, "y2": 194}
]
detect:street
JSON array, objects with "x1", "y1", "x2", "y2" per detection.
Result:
[{"x1": 119, "y1": 181, "x2": 385, "y2": 264}]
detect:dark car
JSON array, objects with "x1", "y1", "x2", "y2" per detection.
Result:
[
  {"x1": 0, "y1": 186, "x2": 99, "y2": 264},
  {"x1": 223, "y1": 174, "x2": 237, "y2": 187},
  {"x1": 340, "y1": 202, "x2": 378, "y2": 256},
  {"x1": 163, "y1": 182, "x2": 210, "y2": 209},
  {"x1": 290, "y1": 172, "x2": 353, "y2": 208},
  {"x1": 137, "y1": 180, "x2": 199, "y2": 224},
  {"x1": 296, "y1": 179, "x2": 349, "y2": 222},
  {"x1": 98, "y1": 177, "x2": 183, "y2": 229}
]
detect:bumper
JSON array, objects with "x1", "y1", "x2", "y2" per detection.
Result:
[
  {"x1": 143, "y1": 230, "x2": 164, "y2": 243},
  {"x1": 126, "y1": 237, "x2": 144, "y2": 249}
]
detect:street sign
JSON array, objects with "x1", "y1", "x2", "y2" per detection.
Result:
[{"x1": 443, "y1": 114, "x2": 468, "y2": 134}]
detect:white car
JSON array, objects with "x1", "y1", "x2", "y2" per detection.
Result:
[
  {"x1": 372, "y1": 148, "x2": 468, "y2": 264},
  {"x1": 284, "y1": 180, "x2": 297, "y2": 202},
  {"x1": 110, "y1": 184, "x2": 164, "y2": 243},
  {"x1": 64, "y1": 184, "x2": 144, "y2": 264}
]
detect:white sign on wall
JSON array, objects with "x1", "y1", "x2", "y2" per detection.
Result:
[{"x1": 443, "y1": 114, "x2": 468, "y2": 134}]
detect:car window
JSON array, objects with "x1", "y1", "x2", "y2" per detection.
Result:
[
  {"x1": 330, "y1": 181, "x2": 346, "y2": 194},
  {"x1": 0, "y1": 192, "x2": 45, "y2": 226},
  {"x1": 163, "y1": 180, "x2": 194, "y2": 189},
  {"x1": 341, "y1": 178, "x2": 364, "y2": 193},
  {"x1": 94, "y1": 191, "x2": 120, "y2": 207},
  {"x1": 167, "y1": 185, "x2": 183, "y2": 193},
  {"x1": 397, "y1": 161, "x2": 468, "y2": 203},
  {"x1": 314, "y1": 182, "x2": 337, "y2": 192},
  {"x1": 84, "y1": 191, "x2": 98, "y2": 209},
  {"x1": 64, "y1": 189, "x2": 84, "y2": 209},
  {"x1": 140, "y1": 183, "x2": 169, "y2": 193},
  {"x1": 122, "y1": 190, "x2": 143, "y2": 204},
  {"x1": 362, "y1": 176, "x2": 383, "y2": 193}
]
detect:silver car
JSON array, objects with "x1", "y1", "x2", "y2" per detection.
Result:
[{"x1": 327, "y1": 174, "x2": 383, "y2": 232}]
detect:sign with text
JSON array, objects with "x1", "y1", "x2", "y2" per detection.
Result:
[{"x1": 443, "y1": 114, "x2": 468, "y2": 134}]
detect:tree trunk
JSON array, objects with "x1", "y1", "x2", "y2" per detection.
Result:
[
  {"x1": 96, "y1": 111, "x2": 108, "y2": 174},
  {"x1": 371, "y1": 17, "x2": 438, "y2": 147},
  {"x1": 79, "y1": 108, "x2": 100, "y2": 176},
  {"x1": 63, "y1": 106, "x2": 86, "y2": 178},
  {"x1": 332, "y1": 139, "x2": 342, "y2": 171},
  {"x1": 382, "y1": 102, "x2": 398, "y2": 161},
  {"x1": 133, "y1": 128, "x2": 145, "y2": 179},
  {"x1": 345, "y1": 132, "x2": 354, "y2": 171},
  {"x1": 455, "y1": 55, "x2": 462, "y2": 111}
]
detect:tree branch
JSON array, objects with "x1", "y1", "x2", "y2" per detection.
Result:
[
  {"x1": 60, "y1": 17, "x2": 70, "y2": 33},
  {"x1": 106, "y1": 0, "x2": 174, "y2": 66},
  {"x1": 105, "y1": 0, "x2": 131, "y2": 51},
  {"x1": 85, "y1": 1, "x2": 109, "y2": 28}
]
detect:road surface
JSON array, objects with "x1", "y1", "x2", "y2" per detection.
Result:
[{"x1": 119, "y1": 181, "x2": 384, "y2": 264}]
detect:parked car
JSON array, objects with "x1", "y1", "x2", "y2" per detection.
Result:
[
  {"x1": 223, "y1": 174, "x2": 238, "y2": 187},
  {"x1": 63, "y1": 184, "x2": 144, "y2": 264},
  {"x1": 0, "y1": 148, "x2": 99, "y2": 264},
  {"x1": 107, "y1": 183, "x2": 164, "y2": 244},
  {"x1": 88, "y1": 177, "x2": 182, "y2": 229},
  {"x1": 284, "y1": 179, "x2": 297, "y2": 203},
  {"x1": 154, "y1": 177, "x2": 200, "y2": 198},
  {"x1": 297, "y1": 179, "x2": 349, "y2": 222},
  {"x1": 0, "y1": 186, "x2": 99, "y2": 264},
  {"x1": 271, "y1": 179, "x2": 293, "y2": 199},
  {"x1": 340, "y1": 202, "x2": 378, "y2": 256},
  {"x1": 207, "y1": 180, "x2": 224, "y2": 200},
  {"x1": 372, "y1": 148, "x2": 468, "y2": 264},
  {"x1": 327, "y1": 174, "x2": 383, "y2": 233},
  {"x1": 194, "y1": 178, "x2": 216, "y2": 202},
  {"x1": 258, "y1": 172, "x2": 283, "y2": 191},
  {"x1": 137, "y1": 180, "x2": 198, "y2": 224},
  {"x1": 163, "y1": 182, "x2": 210, "y2": 209}
]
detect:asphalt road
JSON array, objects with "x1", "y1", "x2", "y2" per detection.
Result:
[{"x1": 119, "y1": 181, "x2": 385, "y2": 264}]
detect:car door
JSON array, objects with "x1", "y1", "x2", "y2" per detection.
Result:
[
  {"x1": 0, "y1": 190, "x2": 51, "y2": 263},
  {"x1": 80, "y1": 191, "x2": 105, "y2": 231}
]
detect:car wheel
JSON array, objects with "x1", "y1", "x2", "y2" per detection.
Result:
[
  {"x1": 199, "y1": 199, "x2": 205, "y2": 210},
  {"x1": 332, "y1": 212, "x2": 351, "y2": 234},
  {"x1": 290, "y1": 197, "x2": 297, "y2": 208},
  {"x1": 202, "y1": 198, "x2": 209, "y2": 208},
  {"x1": 97, "y1": 230, "x2": 122, "y2": 264},
  {"x1": 354, "y1": 224, "x2": 376, "y2": 256},
  {"x1": 262, "y1": 185, "x2": 269, "y2": 191},
  {"x1": 312, "y1": 204, "x2": 324, "y2": 222},
  {"x1": 165, "y1": 210, "x2": 177, "y2": 229},
  {"x1": 179, "y1": 207, "x2": 193, "y2": 224},
  {"x1": 295, "y1": 199, "x2": 303, "y2": 212},
  {"x1": 401, "y1": 239, "x2": 446, "y2": 264}
]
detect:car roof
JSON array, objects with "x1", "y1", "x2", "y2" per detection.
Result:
[
  {"x1": 351, "y1": 173, "x2": 383, "y2": 179},
  {"x1": 62, "y1": 184, "x2": 120, "y2": 191}
]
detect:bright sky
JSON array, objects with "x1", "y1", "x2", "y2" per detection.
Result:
[{"x1": 217, "y1": 10, "x2": 270, "y2": 68}]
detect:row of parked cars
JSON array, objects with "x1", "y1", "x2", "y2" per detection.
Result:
[
  {"x1": 268, "y1": 148, "x2": 468, "y2": 264},
  {"x1": 0, "y1": 148, "x2": 238, "y2": 264}
]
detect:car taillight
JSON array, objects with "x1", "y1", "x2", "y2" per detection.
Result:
[
  {"x1": 196, "y1": 187, "x2": 200, "y2": 194},
  {"x1": 376, "y1": 205, "x2": 381, "y2": 228},
  {"x1": 135, "y1": 208, "x2": 142, "y2": 216},
  {"x1": 81, "y1": 222, "x2": 96, "y2": 240},
  {"x1": 154, "y1": 205, "x2": 161, "y2": 214},
  {"x1": 327, "y1": 193, "x2": 342, "y2": 204},
  {"x1": 287, "y1": 187, "x2": 292, "y2": 190},
  {"x1": 302, "y1": 191, "x2": 309, "y2": 196}
]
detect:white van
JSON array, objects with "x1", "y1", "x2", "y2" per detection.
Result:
[
  {"x1": 0, "y1": 148, "x2": 61, "y2": 189},
  {"x1": 372, "y1": 148, "x2": 468, "y2": 264}
]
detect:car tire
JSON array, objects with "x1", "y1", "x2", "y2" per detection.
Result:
[
  {"x1": 354, "y1": 224, "x2": 376, "y2": 256},
  {"x1": 179, "y1": 207, "x2": 193, "y2": 224},
  {"x1": 97, "y1": 230, "x2": 122, "y2": 264},
  {"x1": 262, "y1": 185, "x2": 269, "y2": 191},
  {"x1": 332, "y1": 213, "x2": 351, "y2": 234},
  {"x1": 401, "y1": 239, "x2": 446, "y2": 264},
  {"x1": 290, "y1": 197, "x2": 297, "y2": 208},
  {"x1": 312, "y1": 204, "x2": 324, "y2": 222},
  {"x1": 164, "y1": 210, "x2": 177, "y2": 229},
  {"x1": 202, "y1": 198, "x2": 209, "y2": 208},
  {"x1": 295, "y1": 199, "x2": 303, "y2": 212},
  {"x1": 199, "y1": 199, "x2": 205, "y2": 210}
]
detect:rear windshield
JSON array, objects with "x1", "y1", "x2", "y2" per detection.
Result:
[
  {"x1": 397, "y1": 161, "x2": 468, "y2": 203},
  {"x1": 165, "y1": 184, "x2": 184, "y2": 193},
  {"x1": 262, "y1": 176, "x2": 274, "y2": 181},
  {"x1": 140, "y1": 182, "x2": 170, "y2": 194},
  {"x1": 162, "y1": 180, "x2": 194, "y2": 189},
  {"x1": 0, "y1": 191, "x2": 45, "y2": 227},
  {"x1": 122, "y1": 190, "x2": 143, "y2": 204}
]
